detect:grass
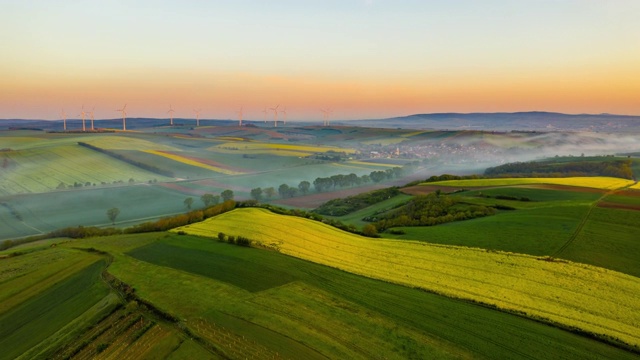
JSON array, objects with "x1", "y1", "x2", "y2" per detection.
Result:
[
  {"x1": 0, "y1": 248, "x2": 102, "y2": 313},
  {"x1": 83, "y1": 232, "x2": 640, "y2": 359},
  {"x1": 127, "y1": 241, "x2": 296, "y2": 292},
  {"x1": 0, "y1": 184, "x2": 191, "y2": 240},
  {"x1": 427, "y1": 177, "x2": 635, "y2": 190},
  {"x1": 332, "y1": 194, "x2": 412, "y2": 227},
  {"x1": 385, "y1": 204, "x2": 589, "y2": 255},
  {"x1": 0, "y1": 144, "x2": 169, "y2": 195},
  {"x1": 0, "y1": 258, "x2": 109, "y2": 360},
  {"x1": 143, "y1": 150, "x2": 244, "y2": 175},
  {"x1": 559, "y1": 207, "x2": 640, "y2": 278},
  {"x1": 175, "y1": 208, "x2": 640, "y2": 348}
]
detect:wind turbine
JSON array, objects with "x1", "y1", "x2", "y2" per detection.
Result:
[
  {"x1": 116, "y1": 104, "x2": 127, "y2": 131},
  {"x1": 89, "y1": 107, "x2": 95, "y2": 131},
  {"x1": 236, "y1": 106, "x2": 243, "y2": 127},
  {"x1": 167, "y1": 105, "x2": 175, "y2": 126},
  {"x1": 78, "y1": 105, "x2": 87, "y2": 131},
  {"x1": 320, "y1": 108, "x2": 328, "y2": 126},
  {"x1": 325, "y1": 108, "x2": 333, "y2": 126},
  {"x1": 270, "y1": 105, "x2": 279, "y2": 127},
  {"x1": 262, "y1": 107, "x2": 268, "y2": 123},
  {"x1": 60, "y1": 108, "x2": 67, "y2": 131},
  {"x1": 280, "y1": 107, "x2": 287, "y2": 125},
  {"x1": 193, "y1": 109, "x2": 201, "y2": 127}
]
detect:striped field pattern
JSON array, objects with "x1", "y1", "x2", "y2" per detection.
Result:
[{"x1": 175, "y1": 208, "x2": 640, "y2": 348}]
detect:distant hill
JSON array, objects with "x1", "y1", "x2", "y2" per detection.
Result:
[
  {"x1": 3, "y1": 112, "x2": 640, "y2": 132},
  {"x1": 344, "y1": 112, "x2": 640, "y2": 132}
]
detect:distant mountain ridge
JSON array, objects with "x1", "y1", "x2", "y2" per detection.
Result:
[
  {"x1": 3, "y1": 112, "x2": 640, "y2": 132},
  {"x1": 349, "y1": 112, "x2": 640, "y2": 132}
]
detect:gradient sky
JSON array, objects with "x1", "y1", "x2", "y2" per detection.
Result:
[{"x1": 2, "y1": 0, "x2": 639, "y2": 121}]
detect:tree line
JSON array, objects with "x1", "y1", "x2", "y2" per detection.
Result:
[
  {"x1": 367, "y1": 192, "x2": 496, "y2": 232},
  {"x1": 248, "y1": 167, "x2": 407, "y2": 202},
  {"x1": 314, "y1": 187, "x2": 402, "y2": 216},
  {"x1": 484, "y1": 158, "x2": 634, "y2": 179}
]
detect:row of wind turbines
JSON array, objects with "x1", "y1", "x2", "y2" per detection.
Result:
[{"x1": 58, "y1": 104, "x2": 333, "y2": 131}]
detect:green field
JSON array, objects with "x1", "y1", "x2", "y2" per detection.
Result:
[
  {"x1": 0, "y1": 251, "x2": 109, "y2": 360},
  {"x1": 427, "y1": 176, "x2": 635, "y2": 190},
  {"x1": 0, "y1": 185, "x2": 191, "y2": 240},
  {"x1": 0, "y1": 143, "x2": 170, "y2": 195},
  {"x1": 70, "y1": 233, "x2": 640, "y2": 359},
  {"x1": 176, "y1": 208, "x2": 640, "y2": 348},
  {"x1": 386, "y1": 204, "x2": 589, "y2": 255},
  {"x1": 559, "y1": 207, "x2": 640, "y2": 277},
  {"x1": 329, "y1": 193, "x2": 412, "y2": 227}
]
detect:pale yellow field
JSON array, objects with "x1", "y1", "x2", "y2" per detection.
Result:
[
  {"x1": 346, "y1": 160, "x2": 399, "y2": 168},
  {"x1": 211, "y1": 141, "x2": 355, "y2": 157},
  {"x1": 426, "y1": 177, "x2": 634, "y2": 190},
  {"x1": 174, "y1": 208, "x2": 640, "y2": 347},
  {"x1": 84, "y1": 136, "x2": 178, "y2": 151},
  {"x1": 400, "y1": 130, "x2": 428, "y2": 137},
  {"x1": 143, "y1": 150, "x2": 242, "y2": 175}
]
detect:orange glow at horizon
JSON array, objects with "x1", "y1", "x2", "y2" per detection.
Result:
[{"x1": 2, "y1": 62, "x2": 639, "y2": 120}]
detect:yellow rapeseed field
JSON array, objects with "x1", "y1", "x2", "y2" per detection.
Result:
[
  {"x1": 84, "y1": 136, "x2": 178, "y2": 151},
  {"x1": 144, "y1": 150, "x2": 242, "y2": 175},
  {"x1": 346, "y1": 160, "x2": 399, "y2": 168},
  {"x1": 174, "y1": 208, "x2": 640, "y2": 347},
  {"x1": 629, "y1": 182, "x2": 640, "y2": 190},
  {"x1": 426, "y1": 177, "x2": 634, "y2": 190},
  {"x1": 212, "y1": 141, "x2": 355, "y2": 157}
]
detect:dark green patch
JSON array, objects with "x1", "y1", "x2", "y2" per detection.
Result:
[
  {"x1": 561, "y1": 207, "x2": 640, "y2": 277},
  {"x1": 183, "y1": 238, "x2": 638, "y2": 360},
  {"x1": 0, "y1": 259, "x2": 109, "y2": 360},
  {"x1": 127, "y1": 241, "x2": 296, "y2": 292}
]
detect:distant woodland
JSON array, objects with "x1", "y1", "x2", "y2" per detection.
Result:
[{"x1": 485, "y1": 158, "x2": 634, "y2": 180}]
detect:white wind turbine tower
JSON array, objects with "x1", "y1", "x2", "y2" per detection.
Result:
[
  {"x1": 60, "y1": 109, "x2": 67, "y2": 131},
  {"x1": 167, "y1": 105, "x2": 175, "y2": 126},
  {"x1": 325, "y1": 108, "x2": 333, "y2": 126},
  {"x1": 270, "y1": 105, "x2": 279, "y2": 127},
  {"x1": 78, "y1": 105, "x2": 87, "y2": 131},
  {"x1": 89, "y1": 107, "x2": 95, "y2": 130},
  {"x1": 236, "y1": 106, "x2": 243, "y2": 127},
  {"x1": 116, "y1": 104, "x2": 127, "y2": 131},
  {"x1": 280, "y1": 107, "x2": 287, "y2": 125},
  {"x1": 193, "y1": 109, "x2": 202, "y2": 127},
  {"x1": 262, "y1": 107, "x2": 268, "y2": 123},
  {"x1": 320, "y1": 108, "x2": 328, "y2": 126}
]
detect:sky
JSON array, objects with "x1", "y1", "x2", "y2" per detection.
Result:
[{"x1": 1, "y1": 0, "x2": 639, "y2": 121}]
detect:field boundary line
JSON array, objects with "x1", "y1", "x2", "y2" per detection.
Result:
[{"x1": 552, "y1": 182, "x2": 634, "y2": 257}]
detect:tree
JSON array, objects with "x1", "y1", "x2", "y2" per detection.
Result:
[
  {"x1": 264, "y1": 187, "x2": 276, "y2": 199},
  {"x1": 250, "y1": 187, "x2": 263, "y2": 201},
  {"x1": 278, "y1": 184, "x2": 290, "y2": 198},
  {"x1": 298, "y1": 180, "x2": 310, "y2": 194},
  {"x1": 221, "y1": 189, "x2": 234, "y2": 201},
  {"x1": 201, "y1": 193, "x2": 215, "y2": 207},
  {"x1": 287, "y1": 187, "x2": 299, "y2": 198},
  {"x1": 184, "y1": 197, "x2": 194, "y2": 209},
  {"x1": 107, "y1": 207, "x2": 120, "y2": 225},
  {"x1": 362, "y1": 224, "x2": 378, "y2": 237}
]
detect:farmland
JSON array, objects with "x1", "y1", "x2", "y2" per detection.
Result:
[
  {"x1": 59, "y1": 232, "x2": 640, "y2": 359},
  {"x1": 426, "y1": 176, "x2": 635, "y2": 190},
  {"x1": 176, "y1": 208, "x2": 640, "y2": 348},
  {"x1": 1, "y1": 124, "x2": 640, "y2": 359}
]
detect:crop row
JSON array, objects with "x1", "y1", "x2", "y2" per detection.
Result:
[
  {"x1": 0, "y1": 145, "x2": 165, "y2": 195},
  {"x1": 144, "y1": 150, "x2": 242, "y2": 175},
  {"x1": 175, "y1": 208, "x2": 640, "y2": 348}
]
